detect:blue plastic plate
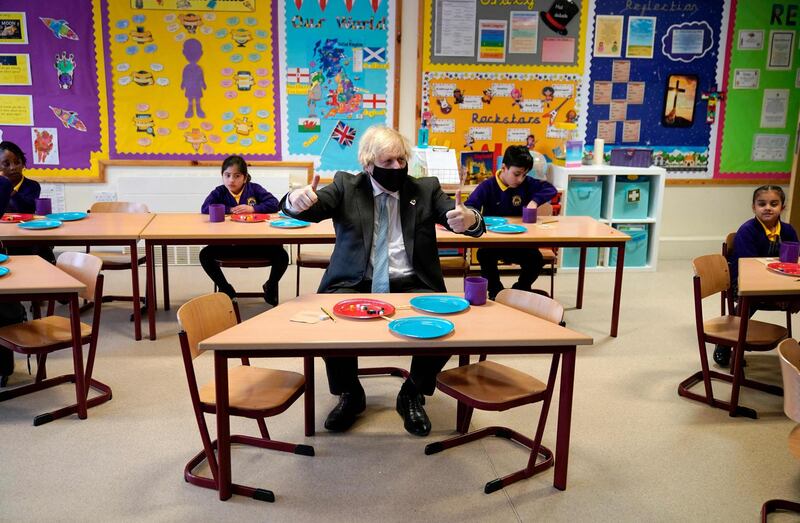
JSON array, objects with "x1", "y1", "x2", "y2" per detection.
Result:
[
  {"x1": 410, "y1": 295, "x2": 470, "y2": 314},
  {"x1": 488, "y1": 223, "x2": 527, "y2": 234},
  {"x1": 270, "y1": 218, "x2": 310, "y2": 228},
  {"x1": 0, "y1": 254, "x2": 7, "y2": 263},
  {"x1": 0, "y1": 266, "x2": 9, "y2": 277},
  {"x1": 46, "y1": 212, "x2": 88, "y2": 221},
  {"x1": 388, "y1": 316, "x2": 454, "y2": 339},
  {"x1": 483, "y1": 216, "x2": 508, "y2": 226},
  {"x1": 18, "y1": 219, "x2": 62, "y2": 230}
]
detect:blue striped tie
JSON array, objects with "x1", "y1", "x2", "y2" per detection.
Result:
[{"x1": 371, "y1": 193, "x2": 390, "y2": 293}]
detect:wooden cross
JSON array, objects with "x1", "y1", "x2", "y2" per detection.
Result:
[{"x1": 701, "y1": 86, "x2": 725, "y2": 124}]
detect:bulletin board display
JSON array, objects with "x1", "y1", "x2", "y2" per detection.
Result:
[
  {"x1": 584, "y1": 0, "x2": 725, "y2": 179},
  {"x1": 277, "y1": 0, "x2": 397, "y2": 175},
  {"x1": 422, "y1": 0, "x2": 588, "y2": 73},
  {"x1": 422, "y1": 71, "x2": 580, "y2": 163},
  {"x1": 104, "y1": 0, "x2": 280, "y2": 159},
  {"x1": 0, "y1": 1, "x2": 107, "y2": 180},
  {"x1": 716, "y1": 0, "x2": 799, "y2": 180}
]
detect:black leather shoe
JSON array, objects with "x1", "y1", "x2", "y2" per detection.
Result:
[
  {"x1": 262, "y1": 282, "x2": 279, "y2": 306},
  {"x1": 713, "y1": 345, "x2": 731, "y2": 367},
  {"x1": 396, "y1": 389, "x2": 431, "y2": 436},
  {"x1": 324, "y1": 392, "x2": 366, "y2": 432}
]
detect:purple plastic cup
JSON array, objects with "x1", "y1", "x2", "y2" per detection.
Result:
[
  {"x1": 35, "y1": 197, "x2": 52, "y2": 216},
  {"x1": 208, "y1": 204, "x2": 225, "y2": 223},
  {"x1": 522, "y1": 207, "x2": 537, "y2": 223},
  {"x1": 464, "y1": 276, "x2": 488, "y2": 306},
  {"x1": 779, "y1": 241, "x2": 800, "y2": 263}
]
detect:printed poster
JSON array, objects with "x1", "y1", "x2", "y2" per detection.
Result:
[
  {"x1": 0, "y1": 12, "x2": 27, "y2": 45},
  {"x1": 626, "y1": 82, "x2": 645, "y2": 104},
  {"x1": 622, "y1": 120, "x2": 641, "y2": 142},
  {"x1": 0, "y1": 94, "x2": 33, "y2": 126},
  {"x1": 759, "y1": 89, "x2": 789, "y2": 128},
  {"x1": 478, "y1": 20, "x2": 507, "y2": 63},
  {"x1": 0, "y1": 54, "x2": 31, "y2": 86},
  {"x1": 737, "y1": 29, "x2": 763, "y2": 50},
  {"x1": 626, "y1": 17, "x2": 656, "y2": 59},
  {"x1": 767, "y1": 30, "x2": 794, "y2": 70},
  {"x1": 732, "y1": 69, "x2": 759, "y2": 89},
  {"x1": 752, "y1": 134, "x2": 788, "y2": 162},
  {"x1": 433, "y1": 0, "x2": 476, "y2": 57},
  {"x1": 594, "y1": 15, "x2": 623, "y2": 58},
  {"x1": 30, "y1": 127, "x2": 59, "y2": 165},
  {"x1": 597, "y1": 120, "x2": 616, "y2": 143},
  {"x1": 593, "y1": 81, "x2": 611, "y2": 104},
  {"x1": 611, "y1": 60, "x2": 630, "y2": 82},
  {"x1": 130, "y1": 0, "x2": 256, "y2": 11},
  {"x1": 509, "y1": 11, "x2": 538, "y2": 54}
]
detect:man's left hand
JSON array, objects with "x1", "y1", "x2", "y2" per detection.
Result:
[{"x1": 445, "y1": 188, "x2": 476, "y2": 233}]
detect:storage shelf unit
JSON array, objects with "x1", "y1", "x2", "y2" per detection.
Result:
[{"x1": 550, "y1": 164, "x2": 666, "y2": 272}]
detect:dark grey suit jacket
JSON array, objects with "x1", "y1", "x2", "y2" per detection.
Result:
[{"x1": 281, "y1": 171, "x2": 484, "y2": 293}]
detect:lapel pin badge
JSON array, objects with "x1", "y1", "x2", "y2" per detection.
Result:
[{"x1": 410, "y1": 199, "x2": 416, "y2": 206}]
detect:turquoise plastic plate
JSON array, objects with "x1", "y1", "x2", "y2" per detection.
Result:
[
  {"x1": 483, "y1": 216, "x2": 508, "y2": 226},
  {"x1": 0, "y1": 254, "x2": 7, "y2": 263},
  {"x1": 388, "y1": 316, "x2": 454, "y2": 339},
  {"x1": 410, "y1": 295, "x2": 470, "y2": 314},
  {"x1": 488, "y1": 224, "x2": 527, "y2": 234},
  {"x1": 18, "y1": 219, "x2": 62, "y2": 230},
  {"x1": 270, "y1": 218, "x2": 310, "y2": 228},
  {"x1": 46, "y1": 212, "x2": 87, "y2": 221},
  {"x1": 0, "y1": 266, "x2": 9, "y2": 277}
]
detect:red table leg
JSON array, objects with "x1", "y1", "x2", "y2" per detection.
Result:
[
  {"x1": 554, "y1": 347, "x2": 576, "y2": 490},
  {"x1": 610, "y1": 243, "x2": 625, "y2": 337},
  {"x1": 161, "y1": 244, "x2": 170, "y2": 311},
  {"x1": 215, "y1": 351, "x2": 232, "y2": 500},
  {"x1": 576, "y1": 248, "x2": 586, "y2": 309},
  {"x1": 130, "y1": 241, "x2": 142, "y2": 341},
  {"x1": 146, "y1": 241, "x2": 157, "y2": 341},
  {"x1": 69, "y1": 294, "x2": 87, "y2": 419}
]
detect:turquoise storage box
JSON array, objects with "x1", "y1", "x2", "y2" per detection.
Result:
[
  {"x1": 566, "y1": 181, "x2": 602, "y2": 218},
  {"x1": 609, "y1": 225, "x2": 649, "y2": 267},
  {"x1": 561, "y1": 247, "x2": 598, "y2": 268},
  {"x1": 613, "y1": 178, "x2": 649, "y2": 219}
]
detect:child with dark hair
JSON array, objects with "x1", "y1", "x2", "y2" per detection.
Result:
[
  {"x1": 465, "y1": 145, "x2": 557, "y2": 299},
  {"x1": 0, "y1": 163, "x2": 24, "y2": 386},
  {"x1": 715, "y1": 185, "x2": 799, "y2": 366},
  {"x1": 199, "y1": 155, "x2": 288, "y2": 305}
]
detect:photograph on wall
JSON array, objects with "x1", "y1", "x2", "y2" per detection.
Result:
[
  {"x1": 0, "y1": 12, "x2": 27, "y2": 45},
  {"x1": 625, "y1": 16, "x2": 656, "y2": 59},
  {"x1": 279, "y1": 0, "x2": 396, "y2": 174},
  {"x1": 661, "y1": 74, "x2": 697, "y2": 127},
  {"x1": 594, "y1": 15, "x2": 623, "y2": 58}
]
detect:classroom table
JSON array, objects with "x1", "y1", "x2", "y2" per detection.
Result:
[
  {"x1": 198, "y1": 292, "x2": 594, "y2": 500},
  {"x1": 0, "y1": 255, "x2": 90, "y2": 419},
  {"x1": 140, "y1": 213, "x2": 336, "y2": 340},
  {"x1": 730, "y1": 258, "x2": 799, "y2": 418},
  {"x1": 0, "y1": 213, "x2": 154, "y2": 340},
  {"x1": 436, "y1": 216, "x2": 630, "y2": 336}
]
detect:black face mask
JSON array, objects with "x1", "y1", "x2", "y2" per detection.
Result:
[{"x1": 371, "y1": 164, "x2": 408, "y2": 193}]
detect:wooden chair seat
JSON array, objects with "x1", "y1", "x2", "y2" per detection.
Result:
[
  {"x1": 440, "y1": 254, "x2": 470, "y2": 276},
  {"x1": 199, "y1": 365, "x2": 305, "y2": 413},
  {"x1": 540, "y1": 248, "x2": 556, "y2": 261},
  {"x1": 296, "y1": 251, "x2": 331, "y2": 268},
  {"x1": 704, "y1": 316, "x2": 788, "y2": 347},
  {"x1": 436, "y1": 360, "x2": 547, "y2": 411},
  {"x1": 217, "y1": 258, "x2": 273, "y2": 269},
  {"x1": 92, "y1": 252, "x2": 147, "y2": 268},
  {"x1": 0, "y1": 316, "x2": 91, "y2": 350}
]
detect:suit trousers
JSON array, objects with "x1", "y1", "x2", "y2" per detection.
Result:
[{"x1": 323, "y1": 275, "x2": 450, "y2": 396}]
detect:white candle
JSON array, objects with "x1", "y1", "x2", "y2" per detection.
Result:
[{"x1": 593, "y1": 138, "x2": 604, "y2": 165}]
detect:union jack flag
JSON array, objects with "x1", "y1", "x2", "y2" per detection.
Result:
[{"x1": 331, "y1": 121, "x2": 356, "y2": 147}]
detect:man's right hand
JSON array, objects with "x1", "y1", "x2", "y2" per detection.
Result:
[{"x1": 288, "y1": 173, "x2": 320, "y2": 212}]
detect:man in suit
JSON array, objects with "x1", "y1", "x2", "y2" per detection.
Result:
[{"x1": 282, "y1": 125, "x2": 484, "y2": 436}]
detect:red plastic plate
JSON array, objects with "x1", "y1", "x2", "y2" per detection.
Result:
[
  {"x1": 230, "y1": 213, "x2": 270, "y2": 223},
  {"x1": 767, "y1": 262, "x2": 800, "y2": 276},
  {"x1": 0, "y1": 213, "x2": 34, "y2": 223},
  {"x1": 332, "y1": 298, "x2": 396, "y2": 319}
]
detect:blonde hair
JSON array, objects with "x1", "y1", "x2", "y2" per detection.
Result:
[{"x1": 357, "y1": 126, "x2": 411, "y2": 168}]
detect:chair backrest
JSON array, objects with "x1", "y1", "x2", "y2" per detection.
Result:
[
  {"x1": 723, "y1": 232, "x2": 736, "y2": 259},
  {"x1": 778, "y1": 338, "x2": 800, "y2": 422},
  {"x1": 89, "y1": 201, "x2": 149, "y2": 213},
  {"x1": 56, "y1": 252, "x2": 103, "y2": 301},
  {"x1": 176, "y1": 293, "x2": 238, "y2": 360},
  {"x1": 538, "y1": 202, "x2": 553, "y2": 217},
  {"x1": 496, "y1": 288, "x2": 564, "y2": 325},
  {"x1": 692, "y1": 254, "x2": 730, "y2": 299}
]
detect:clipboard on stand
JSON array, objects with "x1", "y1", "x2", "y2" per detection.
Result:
[{"x1": 413, "y1": 146, "x2": 460, "y2": 186}]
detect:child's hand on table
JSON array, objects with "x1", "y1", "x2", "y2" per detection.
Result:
[{"x1": 231, "y1": 204, "x2": 254, "y2": 214}]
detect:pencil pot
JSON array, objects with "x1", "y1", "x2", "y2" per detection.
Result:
[
  {"x1": 613, "y1": 177, "x2": 650, "y2": 220},
  {"x1": 566, "y1": 181, "x2": 602, "y2": 218},
  {"x1": 561, "y1": 247, "x2": 598, "y2": 269},
  {"x1": 609, "y1": 225, "x2": 649, "y2": 267}
]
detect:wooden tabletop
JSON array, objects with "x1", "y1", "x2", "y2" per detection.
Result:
[
  {"x1": 738, "y1": 258, "x2": 800, "y2": 296},
  {"x1": 0, "y1": 213, "x2": 153, "y2": 241},
  {"x1": 140, "y1": 213, "x2": 336, "y2": 241},
  {"x1": 199, "y1": 293, "x2": 593, "y2": 354},
  {"x1": 436, "y1": 215, "x2": 630, "y2": 246},
  {"x1": 0, "y1": 255, "x2": 85, "y2": 295}
]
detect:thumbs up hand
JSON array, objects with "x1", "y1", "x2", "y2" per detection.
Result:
[
  {"x1": 446, "y1": 188, "x2": 477, "y2": 233},
  {"x1": 288, "y1": 173, "x2": 320, "y2": 212}
]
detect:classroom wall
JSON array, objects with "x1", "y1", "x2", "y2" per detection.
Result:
[{"x1": 47, "y1": 2, "x2": 766, "y2": 261}]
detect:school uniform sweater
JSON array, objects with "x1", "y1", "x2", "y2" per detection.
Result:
[
  {"x1": 465, "y1": 174, "x2": 557, "y2": 216},
  {"x1": 730, "y1": 217, "x2": 799, "y2": 284},
  {"x1": 200, "y1": 182, "x2": 279, "y2": 214},
  {"x1": 7, "y1": 176, "x2": 40, "y2": 214}
]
